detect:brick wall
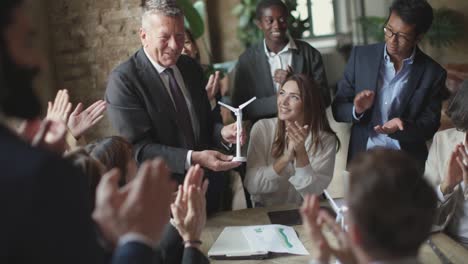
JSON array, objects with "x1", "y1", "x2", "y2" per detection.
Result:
[{"x1": 46, "y1": 0, "x2": 143, "y2": 140}]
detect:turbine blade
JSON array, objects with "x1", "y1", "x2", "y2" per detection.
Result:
[
  {"x1": 218, "y1": 101, "x2": 237, "y2": 112},
  {"x1": 239, "y1": 97, "x2": 256, "y2": 109}
]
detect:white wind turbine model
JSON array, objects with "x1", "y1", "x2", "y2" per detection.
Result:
[{"x1": 218, "y1": 97, "x2": 256, "y2": 162}]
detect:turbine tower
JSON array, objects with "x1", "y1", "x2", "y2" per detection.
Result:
[{"x1": 218, "y1": 97, "x2": 256, "y2": 162}]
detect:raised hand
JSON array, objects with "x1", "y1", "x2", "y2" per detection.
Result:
[
  {"x1": 182, "y1": 164, "x2": 205, "y2": 194},
  {"x1": 353, "y1": 90, "x2": 375, "y2": 115},
  {"x1": 374, "y1": 118, "x2": 404, "y2": 134},
  {"x1": 205, "y1": 71, "x2": 220, "y2": 101},
  {"x1": 221, "y1": 122, "x2": 246, "y2": 145},
  {"x1": 46, "y1": 89, "x2": 72, "y2": 123},
  {"x1": 455, "y1": 143, "x2": 468, "y2": 189},
  {"x1": 441, "y1": 146, "x2": 463, "y2": 195},
  {"x1": 191, "y1": 150, "x2": 241, "y2": 172},
  {"x1": 318, "y1": 210, "x2": 357, "y2": 264},
  {"x1": 67, "y1": 100, "x2": 106, "y2": 139},
  {"x1": 92, "y1": 158, "x2": 175, "y2": 247},
  {"x1": 286, "y1": 121, "x2": 308, "y2": 154},
  {"x1": 301, "y1": 195, "x2": 357, "y2": 264},
  {"x1": 171, "y1": 165, "x2": 208, "y2": 247},
  {"x1": 31, "y1": 119, "x2": 68, "y2": 154},
  {"x1": 300, "y1": 195, "x2": 332, "y2": 263},
  {"x1": 273, "y1": 65, "x2": 293, "y2": 85}
]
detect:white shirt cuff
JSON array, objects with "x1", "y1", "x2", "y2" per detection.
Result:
[
  {"x1": 462, "y1": 181, "x2": 468, "y2": 200},
  {"x1": 352, "y1": 105, "x2": 364, "y2": 120},
  {"x1": 118, "y1": 232, "x2": 157, "y2": 250},
  {"x1": 266, "y1": 164, "x2": 284, "y2": 180},
  {"x1": 185, "y1": 150, "x2": 193, "y2": 170},
  {"x1": 309, "y1": 259, "x2": 326, "y2": 264},
  {"x1": 210, "y1": 98, "x2": 217, "y2": 110},
  {"x1": 221, "y1": 141, "x2": 232, "y2": 150},
  {"x1": 436, "y1": 184, "x2": 455, "y2": 202}
]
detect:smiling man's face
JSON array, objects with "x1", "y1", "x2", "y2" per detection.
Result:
[
  {"x1": 256, "y1": 5, "x2": 288, "y2": 48},
  {"x1": 140, "y1": 13, "x2": 185, "y2": 68}
]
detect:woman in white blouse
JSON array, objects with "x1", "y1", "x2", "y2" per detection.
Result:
[
  {"x1": 244, "y1": 74, "x2": 338, "y2": 207},
  {"x1": 425, "y1": 80, "x2": 468, "y2": 247}
]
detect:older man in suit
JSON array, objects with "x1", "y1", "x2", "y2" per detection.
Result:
[
  {"x1": 0, "y1": 1, "x2": 210, "y2": 263},
  {"x1": 105, "y1": 0, "x2": 241, "y2": 213},
  {"x1": 1, "y1": 1, "x2": 168, "y2": 263},
  {"x1": 232, "y1": 0, "x2": 329, "y2": 122},
  {"x1": 332, "y1": 0, "x2": 447, "y2": 168}
]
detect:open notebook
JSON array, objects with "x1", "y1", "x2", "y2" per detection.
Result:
[{"x1": 208, "y1": 225, "x2": 309, "y2": 259}]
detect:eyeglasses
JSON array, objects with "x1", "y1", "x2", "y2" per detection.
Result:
[{"x1": 383, "y1": 27, "x2": 413, "y2": 43}]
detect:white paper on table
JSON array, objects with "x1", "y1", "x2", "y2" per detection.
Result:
[{"x1": 241, "y1": 225, "x2": 309, "y2": 255}]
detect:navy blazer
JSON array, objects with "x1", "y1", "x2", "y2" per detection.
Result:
[{"x1": 332, "y1": 43, "x2": 447, "y2": 167}]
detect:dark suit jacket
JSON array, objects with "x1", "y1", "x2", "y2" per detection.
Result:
[
  {"x1": 332, "y1": 43, "x2": 447, "y2": 166},
  {"x1": 0, "y1": 124, "x2": 154, "y2": 264},
  {"x1": 232, "y1": 39, "x2": 329, "y2": 122},
  {"x1": 106, "y1": 48, "x2": 224, "y2": 178}
]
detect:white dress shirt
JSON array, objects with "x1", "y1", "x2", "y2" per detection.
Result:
[
  {"x1": 425, "y1": 128, "x2": 468, "y2": 244},
  {"x1": 263, "y1": 36, "x2": 297, "y2": 91},
  {"x1": 244, "y1": 118, "x2": 336, "y2": 207}
]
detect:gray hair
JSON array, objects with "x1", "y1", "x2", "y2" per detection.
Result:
[{"x1": 141, "y1": 0, "x2": 184, "y2": 29}]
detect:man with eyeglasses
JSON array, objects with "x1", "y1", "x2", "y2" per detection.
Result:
[{"x1": 332, "y1": 0, "x2": 447, "y2": 169}]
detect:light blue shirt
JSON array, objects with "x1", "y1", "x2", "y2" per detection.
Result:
[{"x1": 354, "y1": 45, "x2": 415, "y2": 150}]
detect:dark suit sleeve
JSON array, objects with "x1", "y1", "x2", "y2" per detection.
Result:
[
  {"x1": 154, "y1": 224, "x2": 209, "y2": 264},
  {"x1": 389, "y1": 70, "x2": 446, "y2": 142},
  {"x1": 332, "y1": 47, "x2": 367, "y2": 124},
  {"x1": 309, "y1": 48, "x2": 330, "y2": 107},
  {"x1": 112, "y1": 242, "x2": 155, "y2": 264},
  {"x1": 182, "y1": 248, "x2": 210, "y2": 264},
  {"x1": 232, "y1": 57, "x2": 277, "y2": 121},
  {"x1": 106, "y1": 70, "x2": 189, "y2": 174},
  {"x1": 28, "y1": 156, "x2": 106, "y2": 263}
]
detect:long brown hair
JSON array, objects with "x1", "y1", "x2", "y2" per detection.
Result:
[{"x1": 272, "y1": 74, "x2": 339, "y2": 158}]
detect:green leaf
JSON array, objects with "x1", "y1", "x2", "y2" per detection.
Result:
[
  {"x1": 426, "y1": 8, "x2": 464, "y2": 48},
  {"x1": 232, "y1": 4, "x2": 244, "y2": 16},
  {"x1": 177, "y1": 0, "x2": 204, "y2": 39},
  {"x1": 193, "y1": 1, "x2": 206, "y2": 20}
]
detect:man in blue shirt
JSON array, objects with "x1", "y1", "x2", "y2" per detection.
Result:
[{"x1": 332, "y1": 0, "x2": 447, "y2": 168}]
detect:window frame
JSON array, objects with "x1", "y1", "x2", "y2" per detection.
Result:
[{"x1": 303, "y1": 0, "x2": 339, "y2": 39}]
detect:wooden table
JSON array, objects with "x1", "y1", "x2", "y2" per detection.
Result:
[{"x1": 200, "y1": 206, "x2": 468, "y2": 264}]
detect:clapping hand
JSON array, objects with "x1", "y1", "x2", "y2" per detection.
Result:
[
  {"x1": 47, "y1": 89, "x2": 106, "y2": 139},
  {"x1": 353, "y1": 90, "x2": 375, "y2": 115},
  {"x1": 92, "y1": 158, "x2": 175, "y2": 247},
  {"x1": 300, "y1": 195, "x2": 332, "y2": 263},
  {"x1": 374, "y1": 118, "x2": 404, "y2": 134},
  {"x1": 46, "y1": 89, "x2": 72, "y2": 123},
  {"x1": 68, "y1": 100, "x2": 106, "y2": 139},
  {"x1": 456, "y1": 143, "x2": 468, "y2": 187},
  {"x1": 301, "y1": 195, "x2": 357, "y2": 264},
  {"x1": 18, "y1": 119, "x2": 67, "y2": 154},
  {"x1": 171, "y1": 165, "x2": 208, "y2": 247},
  {"x1": 221, "y1": 122, "x2": 246, "y2": 145},
  {"x1": 441, "y1": 143, "x2": 468, "y2": 195},
  {"x1": 206, "y1": 71, "x2": 221, "y2": 101},
  {"x1": 273, "y1": 65, "x2": 293, "y2": 85},
  {"x1": 286, "y1": 121, "x2": 308, "y2": 155}
]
